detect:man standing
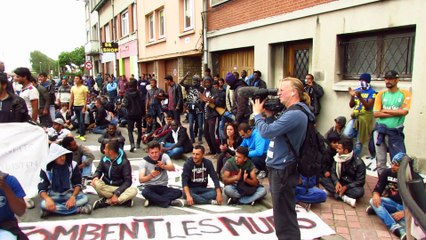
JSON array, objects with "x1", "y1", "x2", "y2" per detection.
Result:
[
  {"x1": 344, "y1": 73, "x2": 376, "y2": 156},
  {"x1": 38, "y1": 72, "x2": 56, "y2": 121},
  {"x1": 252, "y1": 77, "x2": 314, "y2": 239},
  {"x1": 304, "y1": 74, "x2": 324, "y2": 116},
  {"x1": 57, "y1": 77, "x2": 72, "y2": 105},
  {"x1": 146, "y1": 79, "x2": 165, "y2": 124},
  {"x1": 123, "y1": 79, "x2": 144, "y2": 152},
  {"x1": 225, "y1": 72, "x2": 251, "y2": 125},
  {"x1": 33, "y1": 77, "x2": 52, "y2": 127},
  {"x1": 14, "y1": 67, "x2": 39, "y2": 122},
  {"x1": 139, "y1": 141, "x2": 184, "y2": 207},
  {"x1": 137, "y1": 74, "x2": 149, "y2": 117},
  {"x1": 165, "y1": 75, "x2": 183, "y2": 125},
  {"x1": 69, "y1": 75, "x2": 89, "y2": 141},
  {"x1": 373, "y1": 70, "x2": 411, "y2": 176},
  {"x1": 249, "y1": 70, "x2": 267, "y2": 89},
  {"x1": 91, "y1": 141, "x2": 137, "y2": 209},
  {"x1": 181, "y1": 145, "x2": 223, "y2": 205},
  {"x1": 0, "y1": 73, "x2": 30, "y2": 123}
]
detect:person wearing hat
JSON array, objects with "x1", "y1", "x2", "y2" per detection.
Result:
[
  {"x1": 373, "y1": 70, "x2": 411, "y2": 176},
  {"x1": 325, "y1": 116, "x2": 346, "y2": 142},
  {"x1": 46, "y1": 118, "x2": 72, "y2": 144},
  {"x1": 366, "y1": 152, "x2": 422, "y2": 240},
  {"x1": 344, "y1": 73, "x2": 377, "y2": 156},
  {"x1": 14, "y1": 67, "x2": 39, "y2": 122},
  {"x1": 38, "y1": 143, "x2": 92, "y2": 218},
  {"x1": 225, "y1": 72, "x2": 251, "y2": 124},
  {"x1": 164, "y1": 74, "x2": 183, "y2": 126}
]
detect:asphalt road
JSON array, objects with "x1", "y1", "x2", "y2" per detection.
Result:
[{"x1": 19, "y1": 126, "x2": 269, "y2": 223}]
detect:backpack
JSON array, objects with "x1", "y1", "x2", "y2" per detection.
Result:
[{"x1": 283, "y1": 104, "x2": 326, "y2": 189}]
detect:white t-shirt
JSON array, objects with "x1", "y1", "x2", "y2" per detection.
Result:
[
  {"x1": 19, "y1": 84, "x2": 39, "y2": 116},
  {"x1": 139, "y1": 154, "x2": 172, "y2": 186}
]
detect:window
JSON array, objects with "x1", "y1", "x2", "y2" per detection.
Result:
[
  {"x1": 105, "y1": 24, "x2": 111, "y2": 42},
  {"x1": 133, "y1": 4, "x2": 137, "y2": 32},
  {"x1": 340, "y1": 27, "x2": 415, "y2": 80},
  {"x1": 148, "y1": 13, "x2": 155, "y2": 42},
  {"x1": 211, "y1": 0, "x2": 230, "y2": 7},
  {"x1": 158, "y1": 9, "x2": 165, "y2": 39},
  {"x1": 183, "y1": 0, "x2": 194, "y2": 31},
  {"x1": 121, "y1": 11, "x2": 129, "y2": 37}
]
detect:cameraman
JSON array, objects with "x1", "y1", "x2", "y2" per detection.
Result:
[{"x1": 253, "y1": 77, "x2": 314, "y2": 240}]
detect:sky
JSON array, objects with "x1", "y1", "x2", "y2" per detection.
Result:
[{"x1": 0, "y1": 0, "x2": 86, "y2": 73}]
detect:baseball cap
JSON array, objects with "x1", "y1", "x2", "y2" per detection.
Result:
[
  {"x1": 391, "y1": 152, "x2": 406, "y2": 165},
  {"x1": 334, "y1": 116, "x2": 347, "y2": 127},
  {"x1": 164, "y1": 75, "x2": 173, "y2": 81},
  {"x1": 53, "y1": 118, "x2": 64, "y2": 126},
  {"x1": 384, "y1": 70, "x2": 399, "y2": 79}
]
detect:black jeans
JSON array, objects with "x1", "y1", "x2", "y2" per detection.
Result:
[
  {"x1": 204, "y1": 117, "x2": 218, "y2": 154},
  {"x1": 142, "y1": 185, "x2": 182, "y2": 208},
  {"x1": 320, "y1": 177, "x2": 365, "y2": 199},
  {"x1": 268, "y1": 162, "x2": 300, "y2": 240},
  {"x1": 127, "y1": 117, "x2": 142, "y2": 146}
]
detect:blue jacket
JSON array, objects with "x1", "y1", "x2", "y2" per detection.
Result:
[
  {"x1": 254, "y1": 102, "x2": 314, "y2": 170},
  {"x1": 241, "y1": 128, "x2": 269, "y2": 158}
]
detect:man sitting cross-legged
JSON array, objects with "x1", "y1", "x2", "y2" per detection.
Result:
[
  {"x1": 181, "y1": 145, "x2": 223, "y2": 206},
  {"x1": 222, "y1": 146, "x2": 267, "y2": 205},
  {"x1": 139, "y1": 141, "x2": 184, "y2": 207},
  {"x1": 91, "y1": 140, "x2": 137, "y2": 210},
  {"x1": 38, "y1": 143, "x2": 92, "y2": 218}
]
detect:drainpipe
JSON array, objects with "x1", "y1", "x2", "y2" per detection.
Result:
[{"x1": 202, "y1": 0, "x2": 208, "y2": 69}]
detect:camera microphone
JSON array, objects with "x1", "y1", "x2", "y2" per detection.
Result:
[{"x1": 238, "y1": 86, "x2": 261, "y2": 98}]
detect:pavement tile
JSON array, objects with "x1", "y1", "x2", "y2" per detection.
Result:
[
  {"x1": 339, "y1": 233, "x2": 351, "y2": 240},
  {"x1": 335, "y1": 220, "x2": 348, "y2": 227},
  {"x1": 333, "y1": 208, "x2": 345, "y2": 215},
  {"x1": 345, "y1": 210, "x2": 357, "y2": 216},
  {"x1": 334, "y1": 214, "x2": 346, "y2": 221},
  {"x1": 346, "y1": 215, "x2": 359, "y2": 222},
  {"x1": 332, "y1": 203, "x2": 345, "y2": 209},
  {"x1": 336, "y1": 226, "x2": 350, "y2": 234},
  {"x1": 376, "y1": 230, "x2": 391, "y2": 238},
  {"x1": 321, "y1": 212, "x2": 334, "y2": 220},
  {"x1": 348, "y1": 221, "x2": 361, "y2": 229}
]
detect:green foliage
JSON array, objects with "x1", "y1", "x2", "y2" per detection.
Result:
[{"x1": 29, "y1": 51, "x2": 57, "y2": 75}]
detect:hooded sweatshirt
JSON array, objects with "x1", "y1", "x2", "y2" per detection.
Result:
[
  {"x1": 181, "y1": 157, "x2": 220, "y2": 189},
  {"x1": 38, "y1": 143, "x2": 82, "y2": 194},
  {"x1": 123, "y1": 89, "x2": 144, "y2": 119}
]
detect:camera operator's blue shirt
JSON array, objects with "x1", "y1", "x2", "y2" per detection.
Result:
[{"x1": 254, "y1": 102, "x2": 313, "y2": 170}]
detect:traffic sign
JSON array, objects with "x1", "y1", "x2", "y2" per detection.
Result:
[{"x1": 84, "y1": 61, "x2": 93, "y2": 70}]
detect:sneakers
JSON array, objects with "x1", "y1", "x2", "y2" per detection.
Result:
[
  {"x1": 123, "y1": 199, "x2": 134, "y2": 208},
  {"x1": 341, "y1": 195, "x2": 356, "y2": 208},
  {"x1": 210, "y1": 200, "x2": 219, "y2": 205},
  {"x1": 40, "y1": 209, "x2": 50, "y2": 219},
  {"x1": 366, "y1": 205, "x2": 376, "y2": 215},
  {"x1": 144, "y1": 199, "x2": 150, "y2": 207},
  {"x1": 25, "y1": 198, "x2": 35, "y2": 209},
  {"x1": 76, "y1": 135, "x2": 87, "y2": 141},
  {"x1": 170, "y1": 199, "x2": 186, "y2": 207},
  {"x1": 93, "y1": 198, "x2": 109, "y2": 210},
  {"x1": 391, "y1": 224, "x2": 406, "y2": 240},
  {"x1": 227, "y1": 198, "x2": 238, "y2": 205},
  {"x1": 79, "y1": 204, "x2": 92, "y2": 215},
  {"x1": 257, "y1": 170, "x2": 267, "y2": 179},
  {"x1": 250, "y1": 200, "x2": 257, "y2": 206}
]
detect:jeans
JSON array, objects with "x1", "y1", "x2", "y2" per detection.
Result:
[
  {"x1": 142, "y1": 185, "x2": 182, "y2": 208},
  {"x1": 268, "y1": 163, "x2": 300, "y2": 240},
  {"x1": 204, "y1": 117, "x2": 219, "y2": 154},
  {"x1": 343, "y1": 119, "x2": 362, "y2": 156},
  {"x1": 168, "y1": 109, "x2": 182, "y2": 126},
  {"x1": 183, "y1": 187, "x2": 217, "y2": 204},
  {"x1": 40, "y1": 190, "x2": 88, "y2": 215},
  {"x1": 369, "y1": 197, "x2": 406, "y2": 232},
  {"x1": 218, "y1": 111, "x2": 234, "y2": 140},
  {"x1": 127, "y1": 118, "x2": 142, "y2": 146},
  {"x1": 149, "y1": 104, "x2": 163, "y2": 124},
  {"x1": 188, "y1": 112, "x2": 203, "y2": 142},
  {"x1": 164, "y1": 142, "x2": 183, "y2": 159},
  {"x1": 73, "y1": 106, "x2": 86, "y2": 136},
  {"x1": 320, "y1": 177, "x2": 364, "y2": 199},
  {"x1": 251, "y1": 154, "x2": 267, "y2": 171},
  {"x1": 92, "y1": 124, "x2": 108, "y2": 134},
  {"x1": 373, "y1": 129, "x2": 406, "y2": 176},
  {"x1": 224, "y1": 185, "x2": 267, "y2": 204},
  {"x1": 295, "y1": 186, "x2": 327, "y2": 203}
]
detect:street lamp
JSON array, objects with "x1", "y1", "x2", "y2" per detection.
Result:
[{"x1": 39, "y1": 62, "x2": 42, "y2": 73}]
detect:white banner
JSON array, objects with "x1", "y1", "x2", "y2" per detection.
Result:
[
  {"x1": 19, "y1": 208, "x2": 335, "y2": 240},
  {"x1": 0, "y1": 123, "x2": 48, "y2": 197}
]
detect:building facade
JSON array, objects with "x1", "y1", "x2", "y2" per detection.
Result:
[
  {"x1": 206, "y1": 0, "x2": 426, "y2": 167},
  {"x1": 137, "y1": 0, "x2": 203, "y2": 88}
]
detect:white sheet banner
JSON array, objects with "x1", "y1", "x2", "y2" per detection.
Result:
[
  {"x1": 0, "y1": 123, "x2": 48, "y2": 197},
  {"x1": 19, "y1": 208, "x2": 335, "y2": 240}
]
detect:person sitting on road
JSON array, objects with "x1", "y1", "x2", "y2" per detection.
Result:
[
  {"x1": 152, "y1": 113, "x2": 173, "y2": 143},
  {"x1": 222, "y1": 146, "x2": 267, "y2": 205},
  {"x1": 295, "y1": 174, "x2": 327, "y2": 211},
  {"x1": 161, "y1": 121, "x2": 193, "y2": 159},
  {"x1": 366, "y1": 152, "x2": 422, "y2": 240},
  {"x1": 141, "y1": 114, "x2": 161, "y2": 144},
  {"x1": 91, "y1": 140, "x2": 137, "y2": 210},
  {"x1": 46, "y1": 118, "x2": 73, "y2": 145},
  {"x1": 324, "y1": 116, "x2": 346, "y2": 141},
  {"x1": 38, "y1": 143, "x2": 92, "y2": 218},
  {"x1": 319, "y1": 132, "x2": 340, "y2": 187},
  {"x1": 62, "y1": 136, "x2": 95, "y2": 182},
  {"x1": 138, "y1": 141, "x2": 184, "y2": 208},
  {"x1": 91, "y1": 98, "x2": 110, "y2": 134},
  {"x1": 181, "y1": 145, "x2": 223, "y2": 206},
  {"x1": 216, "y1": 122, "x2": 242, "y2": 180},
  {"x1": 238, "y1": 123, "x2": 270, "y2": 179},
  {"x1": 321, "y1": 137, "x2": 366, "y2": 208},
  {"x1": 97, "y1": 123, "x2": 125, "y2": 154},
  {"x1": 0, "y1": 170, "x2": 28, "y2": 240}
]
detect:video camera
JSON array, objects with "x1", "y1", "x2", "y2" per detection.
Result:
[{"x1": 238, "y1": 87, "x2": 285, "y2": 113}]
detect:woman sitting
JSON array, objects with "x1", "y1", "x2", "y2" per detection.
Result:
[{"x1": 216, "y1": 123, "x2": 242, "y2": 180}]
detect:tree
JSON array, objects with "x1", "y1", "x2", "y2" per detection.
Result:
[
  {"x1": 58, "y1": 46, "x2": 85, "y2": 74},
  {"x1": 29, "y1": 51, "x2": 56, "y2": 75}
]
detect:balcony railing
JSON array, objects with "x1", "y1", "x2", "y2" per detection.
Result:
[{"x1": 85, "y1": 40, "x2": 100, "y2": 56}]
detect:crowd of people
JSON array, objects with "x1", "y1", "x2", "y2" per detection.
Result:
[{"x1": 0, "y1": 58, "x2": 419, "y2": 240}]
